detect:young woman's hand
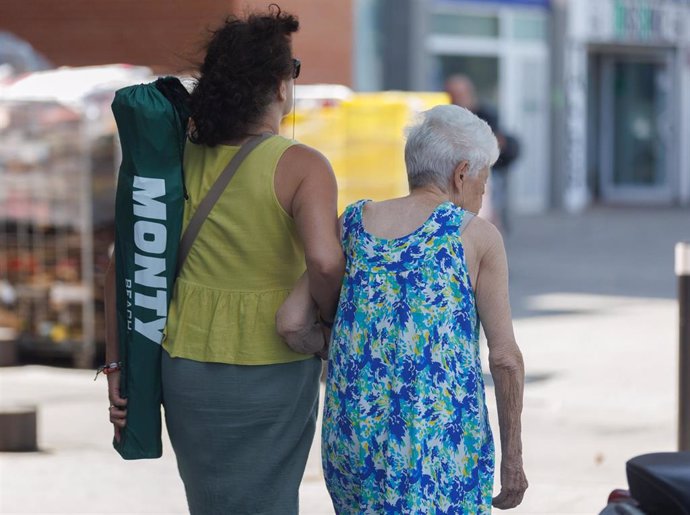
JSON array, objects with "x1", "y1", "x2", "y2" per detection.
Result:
[{"x1": 107, "y1": 371, "x2": 128, "y2": 443}]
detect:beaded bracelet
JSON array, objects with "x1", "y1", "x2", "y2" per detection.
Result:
[{"x1": 94, "y1": 361, "x2": 123, "y2": 381}]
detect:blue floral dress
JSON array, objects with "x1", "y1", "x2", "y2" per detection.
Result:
[{"x1": 322, "y1": 200, "x2": 494, "y2": 515}]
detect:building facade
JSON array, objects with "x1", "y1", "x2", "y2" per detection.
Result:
[
  {"x1": 0, "y1": 0, "x2": 353, "y2": 85},
  {"x1": 552, "y1": 0, "x2": 690, "y2": 210},
  {"x1": 358, "y1": 0, "x2": 690, "y2": 212},
  {"x1": 358, "y1": 0, "x2": 552, "y2": 214}
]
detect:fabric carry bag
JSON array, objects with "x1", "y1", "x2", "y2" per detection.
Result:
[
  {"x1": 112, "y1": 77, "x2": 190, "y2": 459},
  {"x1": 113, "y1": 77, "x2": 270, "y2": 459}
]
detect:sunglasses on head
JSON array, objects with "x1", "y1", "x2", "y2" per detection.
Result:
[{"x1": 292, "y1": 58, "x2": 301, "y2": 79}]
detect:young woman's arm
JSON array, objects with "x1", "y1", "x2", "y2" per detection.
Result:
[
  {"x1": 104, "y1": 256, "x2": 127, "y2": 441},
  {"x1": 276, "y1": 144, "x2": 344, "y2": 322}
]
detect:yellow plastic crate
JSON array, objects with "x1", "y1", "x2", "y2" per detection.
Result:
[{"x1": 282, "y1": 91, "x2": 449, "y2": 212}]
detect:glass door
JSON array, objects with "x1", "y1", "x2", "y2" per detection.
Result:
[{"x1": 599, "y1": 53, "x2": 674, "y2": 203}]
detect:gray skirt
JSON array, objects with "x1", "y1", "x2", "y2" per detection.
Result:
[{"x1": 161, "y1": 350, "x2": 322, "y2": 515}]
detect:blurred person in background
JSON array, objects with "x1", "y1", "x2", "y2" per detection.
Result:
[
  {"x1": 105, "y1": 6, "x2": 343, "y2": 515},
  {"x1": 445, "y1": 74, "x2": 521, "y2": 235},
  {"x1": 279, "y1": 104, "x2": 527, "y2": 512}
]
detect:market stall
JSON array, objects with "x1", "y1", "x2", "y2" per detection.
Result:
[{"x1": 0, "y1": 65, "x2": 152, "y2": 366}]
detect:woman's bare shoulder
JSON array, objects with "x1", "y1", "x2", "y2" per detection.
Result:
[
  {"x1": 274, "y1": 143, "x2": 337, "y2": 217},
  {"x1": 463, "y1": 214, "x2": 505, "y2": 256},
  {"x1": 279, "y1": 143, "x2": 333, "y2": 173}
]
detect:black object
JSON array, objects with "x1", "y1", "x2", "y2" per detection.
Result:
[
  {"x1": 678, "y1": 243, "x2": 690, "y2": 451},
  {"x1": 155, "y1": 76, "x2": 191, "y2": 199},
  {"x1": 154, "y1": 76, "x2": 190, "y2": 120},
  {"x1": 627, "y1": 452, "x2": 690, "y2": 514},
  {"x1": 474, "y1": 104, "x2": 520, "y2": 170}
]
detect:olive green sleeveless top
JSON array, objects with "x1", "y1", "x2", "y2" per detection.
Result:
[{"x1": 162, "y1": 135, "x2": 311, "y2": 365}]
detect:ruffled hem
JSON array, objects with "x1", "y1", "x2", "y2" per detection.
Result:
[{"x1": 163, "y1": 279, "x2": 313, "y2": 365}]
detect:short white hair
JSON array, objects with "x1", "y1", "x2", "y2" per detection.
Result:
[{"x1": 405, "y1": 104, "x2": 499, "y2": 189}]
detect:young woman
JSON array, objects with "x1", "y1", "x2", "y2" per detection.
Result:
[{"x1": 105, "y1": 7, "x2": 343, "y2": 514}]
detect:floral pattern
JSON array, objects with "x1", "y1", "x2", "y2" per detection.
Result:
[{"x1": 322, "y1": 200, "x2": 494, "y2": 515}]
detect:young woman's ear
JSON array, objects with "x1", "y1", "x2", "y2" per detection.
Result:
[{"x1": 277, "y1": 80, "x2": 288, "y2": 103}]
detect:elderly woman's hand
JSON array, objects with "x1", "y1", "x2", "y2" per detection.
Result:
[
  {"x1": 492, "y1": 455, "x2": 528, "y2": 509},
  {"x1": 107, "y1": 371, "x2": 127, "y2": 443}
]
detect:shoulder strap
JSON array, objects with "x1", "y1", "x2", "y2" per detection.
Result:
[
  {"x1": 339, "y1": 201, "x2": 360, "y2": 247},
  {"x1": 459, "y1": 210, "x2": 475, "y2": 236},
  {"x1": 176, "y1": 133, "x2": 273, "y2": 276},
  {"x1": 337, "y1": 200, "x2": 364, "y2": 248}
]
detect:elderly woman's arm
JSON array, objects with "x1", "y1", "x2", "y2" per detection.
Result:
[
  {"x1": 474, "y1": 223, "x2": 528, "y2": 510},
  {"x1": 275, "y1": 272, "x2": 326, "y2": 354},
  {"x1": 277, "y1": 214, "x2": 345, "y2": 354}
]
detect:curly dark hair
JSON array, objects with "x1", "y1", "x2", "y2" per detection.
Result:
[{"x1": 189, "y1": 5, "x2": 299, "y2": 146}]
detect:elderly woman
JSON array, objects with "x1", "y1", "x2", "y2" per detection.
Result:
[
  {"x1": 282, "y1": 104, "x2": 527, "y2": 513},
  {"x1": 105, "y1": 7, "x2": 343, "y2": 515}
]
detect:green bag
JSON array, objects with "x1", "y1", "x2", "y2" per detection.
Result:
[
  {"x1": 112, "y1": 77, "x2": 189, "y2": 460},
  {"x1": 111, "y1": 77, "x2": 270, "y2": 459}
]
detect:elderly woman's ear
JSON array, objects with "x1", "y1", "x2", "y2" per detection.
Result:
[{"x1": 452, "y1": 160, "x2": 470, "y2": 189}]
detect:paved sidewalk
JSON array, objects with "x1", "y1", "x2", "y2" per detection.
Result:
[{"x1": 1, "y1": 206, "x2": 688, "y2": 514}]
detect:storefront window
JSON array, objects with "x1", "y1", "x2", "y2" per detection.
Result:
[
  {"x1": 431, "y1": 13, "x2": 500, "y2": 37},
  {"x1": 511, "y1": 14, "x2": 546, "y2": 40}
]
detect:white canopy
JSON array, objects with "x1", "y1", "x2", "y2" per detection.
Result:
[{"x1": 0, "y1": 64, "x2": 153, "y2": 108}]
